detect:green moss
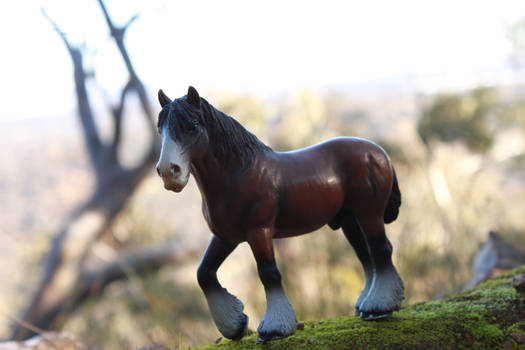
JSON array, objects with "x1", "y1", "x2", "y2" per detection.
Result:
[
  {"x1": 472, "y1": 321, "x2": 504, "y2": 345},
  {"x1": 194, "y1": 266, "x2": 525, "y2": 350}
]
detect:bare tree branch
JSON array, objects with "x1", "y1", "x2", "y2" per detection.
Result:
[
  {"x1": 73, "y1": 243, "x2": 200, "y2": 306},
  {"x1": 96, "y1": 0, "x2": 138, "y2": 79},
  {"x1": 40, "y1": 9, "x2": 73, "y2": 53},
  {"x1": 123, "y1": 13, "x2": 140, "y2": 31},
  {"x1": 109, "y1": 80, "x2": 133, "y2": 162},
  {"x1": 96, "y1": 0, "x2": 157, "y2": 137},
  {"x1": 133, "y1": 79, "x2": 157, "y2": 138},
  {"x1": 41, "y1": 9, "x2": 104, "y2": 170},
  {"x1": 39, "y1": 242, "x2": 200, "y2": 325},
  {"x1": 13, "y1": 4, "x2": 163, "y2": 340}
]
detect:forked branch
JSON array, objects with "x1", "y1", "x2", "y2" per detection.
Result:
[
  {"x1": 96, "y1": 0, "x2": 158, "y2": 164},
  {"x1": 41, "y1": 9, "x2": 104, "y2": 169}
]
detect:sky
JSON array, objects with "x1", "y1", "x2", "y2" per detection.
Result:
[{"x1": 1, "y1": 0, "x2": 525, "y2": 122}]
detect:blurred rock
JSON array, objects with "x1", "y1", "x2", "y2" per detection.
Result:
[
  {"x1": 502, "y1": 340, "x2": 517, "y2": 350},
  {"x1": 513, "y1": 274, "x2": 525, "y2": 293},
  {"x1": 464, "y1": 231, "x2": 525, "y2": 290},
  {"x1": 509, "y1": 332, "x2": 525, "y2": 344},
  {"x1": 0, "y1": 332, "x2": 89, "y2": 350}
]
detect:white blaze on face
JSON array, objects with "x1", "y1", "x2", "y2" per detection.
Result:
[{"x1": 156, "y1": 124, "x2": 191, "y2": 192}]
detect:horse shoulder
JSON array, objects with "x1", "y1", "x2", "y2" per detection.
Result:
[
  {"x1": 200, "y1": 161, "x2": 279, "y2": 241},
  {"x1": 237, "y1": 161, "x2": 280, "y2": 230}
]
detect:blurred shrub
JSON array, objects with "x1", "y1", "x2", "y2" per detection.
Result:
[
  {"x1": 216, "y1": 93, "x2": 269, "y2": 142},
  {"x1": 418, "y1": 87, "x2": 497, "y2": 153},
  {"x1": 500, "y1": 98, "x2": 525, "y2": 129},
  {"x1": 112, "y1": 202, "x2": 173, "y2": 247},
  {"x1": 269, "y1": 89, "x2": 328, "y2": 150}
]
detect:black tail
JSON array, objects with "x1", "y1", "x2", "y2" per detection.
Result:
[{"x1": 384, "y1": 167, "x2": 401, "y2": 224}]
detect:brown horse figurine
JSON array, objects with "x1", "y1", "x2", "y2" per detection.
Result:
[{"x1": 155, "y1": 87, "x2": 404, "y2": 342}]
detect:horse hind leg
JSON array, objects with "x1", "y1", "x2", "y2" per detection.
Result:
[
  {"x1": 340, "y1": 212, "x2": 373, "y2": 315},
  {"x1": 344, "y1": 213, "x2": 404, "y2": 320}
]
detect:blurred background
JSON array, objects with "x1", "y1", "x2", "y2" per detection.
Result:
[{"x1": 2, "y1": 0, "x2": 525, "y2": 348}]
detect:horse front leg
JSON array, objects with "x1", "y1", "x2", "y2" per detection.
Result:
[
  {"x1": 197, "y1": 236, "x2": 248, "y2": 340},
  {"x1": 247, "y1": 228, "x2": 296, "y2": 342}
]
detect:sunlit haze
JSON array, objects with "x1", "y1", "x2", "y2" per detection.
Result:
[{"x1": 1, "y1": 0, "x2": 525, "y2": 121}]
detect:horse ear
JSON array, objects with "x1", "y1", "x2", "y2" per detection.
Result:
[
  {"x1": 158, "y1": 89, "x2": 172, "y2": 107},
  {"x1": 187, "y1": 86, "x2": 201, "y2": 108}
]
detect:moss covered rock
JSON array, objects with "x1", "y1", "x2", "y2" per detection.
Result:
[{"x1": 195, "y1": 266, "x2": 525, "y2": 350}]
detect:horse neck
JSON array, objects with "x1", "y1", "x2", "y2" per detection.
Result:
[
  {"x1": 190, "y1": 103, "x2": 237, "y2": 195},
  {"x1": 189, "y1": 150, "x2": 235, "y2": 199},
  {"x1": 190, "y1": 100, "x2": 272, "y2": 196}
]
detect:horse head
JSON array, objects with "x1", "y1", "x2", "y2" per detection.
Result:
[{"x1": 155, "y1": 86, "x2": 209, "y2": 192}]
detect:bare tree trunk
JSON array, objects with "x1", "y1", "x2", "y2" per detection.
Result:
[{"x1": 11, "y1": 2, "x2": 163, "y2": 340}]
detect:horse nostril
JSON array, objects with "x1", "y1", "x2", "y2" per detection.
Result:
[
  {"x1": 156, "y1": 167, "x2": 161, "y2": 177},
  {"x1": 170, "y1": 164, "x2": 181, "y2": 176}
]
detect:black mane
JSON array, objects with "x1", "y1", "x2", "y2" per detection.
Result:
[
  {"x1": 168, "y1": 97, "x2": 272, "y2": 165},
  {"x1": 200, "y1": 98, "x2": 273, "y2": 164}
]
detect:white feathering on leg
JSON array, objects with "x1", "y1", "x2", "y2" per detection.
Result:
[
  {"x1": 359, "y1": 266, "x2": 405, "y2": 314},
  {"x1": 206, "y1": 289, "x2": 248, "y2": 339},
  {"x1": 356, "y1": 265, "x2": 374, "y2": 311},
  {"x1": 258, "y1": 289, "x2": 296, "y2": 338}
]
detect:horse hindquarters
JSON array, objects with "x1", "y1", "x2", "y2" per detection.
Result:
[
  {"x1": 339, "y1": 148, "x2": 404, "y2": 319},
  {"x1": 384, "y1": 167, "x2": 401, "y2": 224}
]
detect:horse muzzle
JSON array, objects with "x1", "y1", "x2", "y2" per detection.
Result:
[
  {"x1": 163, "y1": 180, "x2": 186, "y2": 192},
  {"x1": 156, "y1": 163, "x2": 189, "y2": 192},
  {"x1": 160, "y1": 175, "x2": 189, "y2": 193}
]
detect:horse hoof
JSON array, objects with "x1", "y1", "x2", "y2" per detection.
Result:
[
  {"x1": 360, "y1": 310, "x2": 392, "y2": 321},
  {"x1": 354, "y1": 306, "x2": 360, "y2": 316},
  {"x1": 230, "y1": 314, "x2": 249, "y2": 340},
  {"x1": 257, "y1": 330, "x2": 293, "y2": 343}
]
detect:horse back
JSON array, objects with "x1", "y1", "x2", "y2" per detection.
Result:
[{"x1": 271, "y1": 137, "x2": 393, "y2": 237}]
